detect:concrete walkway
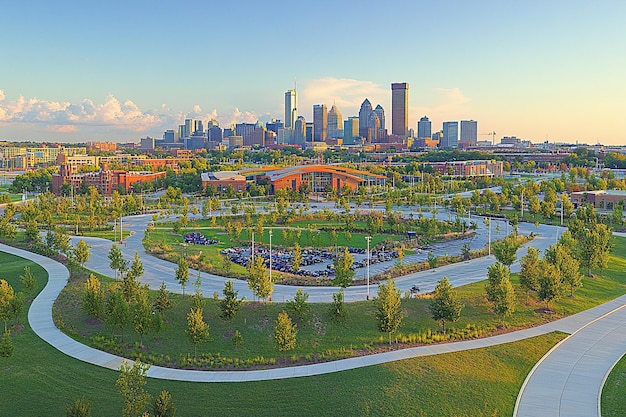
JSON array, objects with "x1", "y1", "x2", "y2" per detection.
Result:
[
  {"x1": 6, "y1": 242, "x2": 625, "y2": 390},
  {"x1": 514, "y1": 304, "x2": 626, "y2": 417}
]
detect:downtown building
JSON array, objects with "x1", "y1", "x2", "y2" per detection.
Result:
[{"x1": 391, "y1": 82, "x2": 409, "y2": 138}]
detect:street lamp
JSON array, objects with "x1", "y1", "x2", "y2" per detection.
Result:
[
  {"x1": 268, "y1": 229, "x2": 273, "y2": 285},
  {"x1": 365, "y1": 236, "x2": 371, "y2": 300}
]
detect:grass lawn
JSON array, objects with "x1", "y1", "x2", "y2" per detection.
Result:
[
  {"x1": 602, "y1": 354, "x2": 626, "y2": 417},
  {"x1": 1, "y1": 248, "x2": 567, "y2": 416}
]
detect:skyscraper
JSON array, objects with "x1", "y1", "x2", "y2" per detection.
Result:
[
  {"x1": 285, "y1": 89, "x2": 297, "y2": 130},
  {"x1": 313, "y1": 104, "x2": 328, "y2": 142},
  {"x1": 328, "y1": 104, "x2": 343, "y2": 139},
  {"x1": 460, "y1": 120, "x2": 478, "y2": 146},
  {"x1": 294, "y1": 116, "x2": 306, "y2": 145},
  {"x1": 391, "y1": 82, "x2": 409, "y2": 137},
  {"x1": 358, "y1": 99, "x2": 373, "y2": 140},
  {"x1": 417, "y1": 116, "x2": 431, "y2": 139},
  {"x1": 374, "y1": 104, "x2": 385, "y2": 131},
  {"x1": 441, "y1": 121, "x2": 459, "y2": 148},
  {"x1": 343, "y1": 117, "x2": 359, "y2": 145}
]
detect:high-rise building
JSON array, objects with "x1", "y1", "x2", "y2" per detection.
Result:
[
  {"x1": 358, "y1": 99, "x2": 373, "y2": 140},
  {"x1": 306, "y1": 122, "x2": 314, "y2": 142},
  {"x1": 285, "y1": 89, "x2": 297, "y2": 130},
  {"x1": 163, "y1": 129, "x2": 178, "y2": 143},
  {"x1": 368, "y1": 112, "x2": 381, "y2": 142},
  {"x1": 343, "y1": 117, "x2": 359, "y2": 145},
  {"x1": 374, "y1": 104, "x2": 385, "y2": 131},
  {"x1": 194, "y1": 120, "x2": 204, "y2": 135},
  {"x1": 441, "y1": 122, "x2": 459, "y2": 148},
  {"x1": 208, "y1": 126, "x2": 223, "y2": 143},
  {"x1": 391, "y1": 82, "x2": 409, "y2": 137},
  {"x1": 266, "y1": 119, "x2": 284, "y2": 134},
  {"x1": 460, "y1": 120, "x2": 478, "y2": 146},
  {"x1": 328, "y1": 104, "x2": 343, "y2": 139},
  {"x1": 294, "y1": 116, "x2": 306, "y2": 144},
  {"x1": 313, "y1": 104, "x2": 328, "y2": 142},
  {"x1": 417, "y1": 116, "x2": 431, "y2": 139},
  {"x1": 184, "y1": 119, "x2": 195, "y2": 138}
]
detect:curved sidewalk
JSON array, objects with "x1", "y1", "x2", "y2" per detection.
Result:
[
  {"x1": 514, "y1": 304, "x2": 626, "y2": 417},
  {"x1": 6, "y1": 242, "x2": 625, "y2": 387}
]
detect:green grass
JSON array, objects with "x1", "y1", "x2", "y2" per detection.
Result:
[
  {"x1": 78, "y1": 230, "x2": 132, "y2": 241},
  {"x1": 602, "y1": 354, "x2": 626, "y2": 417}
]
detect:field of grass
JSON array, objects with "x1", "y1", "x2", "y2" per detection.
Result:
[{"x1": 602, "y1": 354, "x2": 626, "y2": 417}]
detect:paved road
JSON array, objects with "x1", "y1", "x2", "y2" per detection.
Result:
[
  {"x1": 76, "y1": 212, "x2": 559, "y2": 303},
  {"x1": 6, "y1": 242, "x2": 625, "y2": 387}
]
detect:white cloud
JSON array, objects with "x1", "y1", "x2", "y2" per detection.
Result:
[{"x1": 412, "y1": 87, "x2": 472, "y2": 124}]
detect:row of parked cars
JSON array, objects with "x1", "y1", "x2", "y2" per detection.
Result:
[{"x1": 184, "y1": 232, "x2": 218, "y2": 245}]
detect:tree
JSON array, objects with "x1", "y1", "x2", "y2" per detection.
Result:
[
  {"x1": 105, "y1": 289, "x2": 131, "y2": 341},
  {"x1": 374, "y1": 279, "x2": 404, "y2": 345},
  {"x1": 219, "y1": 280, "x2": 244, "y2": 325},
  {"x1": 247, "y1": 256, "x2": 273, "y2": 301},
  {"x1": 292, "y1": 243, "x2": 302, "y2": 273},
  {"x1": 519, "y1": 247, "x2": 542, "y2": 304},
  {"x1": 0, "y1": 279, "x2": 15, "y2": 332},
  {"x1": 152, "y1": 390, "x2": 176, "y2": 417},
  {"x1": 329, "y1": 290, "x2": 346, "y2": 322},
  {"x1": 576, "y1": 223, "x2": 613, "y2": 276},
  {"x1": 537, "y1": 262, "x2": 563, "y2": 310},
  {"x1": 546, "y1": 244, "x2": 582, "y2": 297},
  {"x1": 285, "y1": 288, "x2": 310, "y2": 323},
  {"x1": 429, "y1": 277, "x2": 463, "y2": 334},
  {"x1": 154, "y1": 282, "x2": 171, "y2": 318},
  {"x1": 528, "y1": 195, "x2": 541, "y2": 218},
  {"x1": 186, "y1": 307, "x2": 209, "y2": 358},
  {"x1": 485, "y1": 262, "x2": 510, "y2": 304},
  {"x1": 333, "y1": 248, "x2": 355, "y2": 288},
  {"x1": 116, "y1": 360, "x2": 152, "y2": 417},
  {"x1": 72, "y1": 239, "x2": 92, "y2": 267},
  {"x1": 65, "y1": 398, "x2": 92, "y2": 417},
  {"x1": 133, "y1": 288, "x2": 153, "y2": 347},
  {"x1": 108, "y1": 244, "x2": 126, "y2": 280},
  {"x1": 19, "y1": 266, "x2": 36, "y2": 295},
  {"x1": 427, "y1": 251, "x2": 438, "y2": 268},
  {"x1": 274, "y1": 311, "x2": 297, "y2": 356},
  {"x1": 492, "y1": 234, "x2": 520, "y2": 267},
  {"x1": 127, "y1": 252, "x2": 144, "y2": 281},
  {"x1": 175, "y1": 257, "x2": 189, "y2": 295},
  {"x1": 0, "y1": 330, "x2": 14, "y2": 367},
  {"x1": 485, "y1": 263, "x2": 516, "y2": 323},
  {"x1": 83, "y1": 274, "x2": 104, "y2": 318}
]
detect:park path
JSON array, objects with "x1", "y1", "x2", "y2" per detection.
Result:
[{"x1": 4, "y1": 242, "x2": 624, "y2": 391}]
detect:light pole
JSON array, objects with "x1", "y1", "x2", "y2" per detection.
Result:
[
  {"x1": 268, "y1": 229, "x2": 273, "y2": 285},
  {"x1": 365, "y1": 236, "x2": 371, "y2": 300},
  {"x1": 251, "y1": 231, "x2": 255, "y2": 262},
  {"x1": 487, "y1": 217, "x2": 492, "y2": 257}
]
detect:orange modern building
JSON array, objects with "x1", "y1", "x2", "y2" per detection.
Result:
[{"x1": 263, "y1": 165, "x2": 386, "y2": 193}]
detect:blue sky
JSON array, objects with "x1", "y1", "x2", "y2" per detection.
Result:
[{"x1": 1, "y1": 0, "x2": 625, "y2": 144}]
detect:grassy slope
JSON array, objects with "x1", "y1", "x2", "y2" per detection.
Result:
[{"x1": 602, "y1": 354, "x2": 626, "y2": 417}]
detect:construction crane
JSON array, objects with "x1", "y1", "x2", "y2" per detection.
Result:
[{"x1": 479, "y1": 131, "x2": 497, "y2": 143}]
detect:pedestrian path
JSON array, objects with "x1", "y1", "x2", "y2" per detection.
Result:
[{"x1": 5, "y1": 242, "x2": 624, "y2": 392}]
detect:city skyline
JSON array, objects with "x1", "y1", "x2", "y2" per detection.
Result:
[{"x1": 1, "y1": 1, "x2": 625, "y2": 145}]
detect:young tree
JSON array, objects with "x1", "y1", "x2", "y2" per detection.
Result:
[
  {"x1": 19, "y1": 266, "x2": 36, "y2": 295},
  {"x1": 519, "y1": 247, "x2": 542, "y2": 304},
  {"x1": 537, "y1": 262, "x2": 563, "y2": 310},
  {"x1": 127, "y1": 252, "x2": 144, "y2": 281},
  {"x1": 133, "y1": 288, "x2": 153, "y2": 347},
  {"x1": 65, "y1": 397, "x2": 92, "y2": 417},
  {"x1": 105, "y1": 289, "x2": 131, "y2": 341},
  {"x1": 546, "y1": 244, "x2": 582, "y2": 297},
  {"x1": 175, "y1": 257, "x2": 189, "y2": 296},
  {"x1": 492, "y1": 234, "x2": 520, "y2": 267},
  {"x1": 83, "y1": 274, "x2": 104, "y2": 319},
  {"x1": 485, "y1": 262, "x2": 510, "y2": 304},
  {"x1": 329, "y1": 290, "x2": 346, "y2": 322},
  {"x1": 72, "y1": 239, "x2": 92, "y2": 267},
  {"x1": 219, "y1": 280, "x2": 244, "y2": 325},
  {"x1": 374, "y1": 279, "x2": 404, "y2": 345},
  {"x1": 485, "y1": 263, "x2": 516, "y2": 324},
  {"x1": 429, "y1": 277, "x2": 463, "y2": 334},
  {"x1": 186, "y1": 307, "x2": 209, "y2": 358},
  {"x1": 152, "y1": 390, "x2": 176, "y2": 417},
  {"x1": 154, "y1": 282, "x2": 171, "y2": 318},
  {"x1": 0, "y1": 330, "x2": 14, "y2": 367},
  {"x1": 576, "y1": 223, "x2": 613, "y2": 276},
  {"x1": 247, "y1": 256, "x2": 273, "y2": 301},
  {"x1": 0, "y1": 279, "x2": 15, "y2": 332},
  {"x1": 108, "y1": 244, "x2": 126, "y2": 280},
  {"x1": 333, "y1": 248, "x2": 355, "y2": 288},
  {"x1": 274, "y1": 311, "x2": 297, "y2": 356},
  {"x1": 116, "y1": 360, "x2": 152, "y2": 417},
  {"x1": 292, "y1": 243, "x2": 302, "y2": 273},
  {"x1": 285, "y1": 288, "x2": 310, "y2": 323}
]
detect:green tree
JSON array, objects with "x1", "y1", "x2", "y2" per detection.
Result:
[
  {"x1": 333, "y1": 248, "x2": 355, "y2": 288},
  {"x1": 186, "y1": 307, "x2": 209, "y2": 358},
  {"x1": 292, "y1": 243, "x2": 302, "y2": 273},
  {"x1": 537, "y1": 262, "x2": 563, "y2": 310},
  {"x1": 132, "y1": 288, "x2": 153, "y2": 347},
  {"x1": 65, "y1": 398, "x2": 92, "y2": 417},
  {"x1": 285, "y1": 288, "x2": 310, "y2": 323},
  {"x1": 127, "y1": 252, "x2": 144, "y2": 281},
  {"x1": 492, "y1": 234, "x2": 520, "y2": 267},
  {"x1": 19, "y1": 266, "x2": 36, "y2": 295},
  {"x1": 429, "y1": 277, "x2": 463, "y2": 334},
  {"x1": 519, "y1": 247, "x2": 542, "y2": 304},
  {"x1": 0, "y1": 279, "x2": 15, "y2": 332},
  {"x1": 154, "y1": 282, "x2": 171, "y2": 318},
  {"x1": 485, "y1": 262, "x2": 510, "y2": 304},
  {"x1": 72, "y1": 239, "x2": 92, "y2": 267},
  {"x1": 116, "y1": 360, "x2": 152, "y2": 417},
  {"x1": 274, "y1": 311, "x2": 297, "y2": 356},
  {"x1": 108, "y1": 244, "x2": 126, "y2": 280},
  {"x1": 247, "y1": 256, "x2": 273, "y2": 301},
  {"x1": 576, "y1": 223, "x2": 613, "y2": 276},
  {"x1": 374, "y1": 279, "x2": 404, "y2": 345},
  {"x1": 546, "y1": 244, "x2": 582, "y2": 297},
  {"x1": 175, "y1": 257, "x2": 189, "y2": 295},
  {"x1": 105, "y1": 289, "x2": 131, "y2": 341},
  {"x1": 83, "y1": 274, "x2": 104, "y2": 318},
  {"x1": 485, "y1": 263, "x2": 516, "y2": 323},
  {"x1": 152, "y1": 390, "x2": 176, "y2": 417},
  {"x1": 219, "y1": 280, "x2": 244, "y2": 325},
  {"x1": 220, "y1": 254, "x2": 232, "y2": 275},
  {"x1": 427, "y1": 251, "x2": 438, "y2": 268},
  {"x1": 329, "y1": 290, "x2": 346, "y2": 322},
  {"x1": 0, "y1": 330, "x2": 14, "y2": 366},
  {"x1": 528, "y1": 195, "x2": 541, "y2": 218}
]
